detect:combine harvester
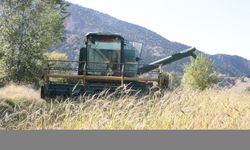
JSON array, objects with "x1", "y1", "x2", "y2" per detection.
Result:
[{"x1": 41, "y1": 32, "x2": 196, "y2": 98}]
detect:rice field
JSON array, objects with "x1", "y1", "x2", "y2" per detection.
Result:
[{"x1": 0, "y1": 84, "x2": 250, "y2": 130}]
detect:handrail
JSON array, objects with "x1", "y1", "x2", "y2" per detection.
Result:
[{"x1": 46, "y1": 60, "x2": 161, "y2": 67}]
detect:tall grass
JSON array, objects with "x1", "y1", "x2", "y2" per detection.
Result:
[{"x1": 0, "y1": 85, "x2": 250, "y2": 130}]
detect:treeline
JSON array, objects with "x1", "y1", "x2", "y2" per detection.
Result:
[{"x1": 0, "y1": 0, "x2": 69, "y2": 87}]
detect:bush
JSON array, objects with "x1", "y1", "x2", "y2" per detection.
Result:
[
  {"x1": 168, "y1": 72, "x2": 181, "y2": 89},
  {"x1": 182, "y1": 54, "x2": 218, "y2": 90}
]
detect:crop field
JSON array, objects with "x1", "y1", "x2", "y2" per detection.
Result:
[{"x1": 0, "y1": 83, "x2": 250, "y2": 130}]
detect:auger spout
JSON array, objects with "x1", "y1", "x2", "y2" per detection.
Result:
[{"x1": 137, "y1": 47, "x2": 196, "y2": 75}]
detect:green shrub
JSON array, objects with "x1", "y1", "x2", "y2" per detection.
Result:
[
  {"x1": 168, "y1": 72, "x2": 181, "y2": 89},
  {"x1": 182, "y1": 54, "x2": 218, "y2": 90}
]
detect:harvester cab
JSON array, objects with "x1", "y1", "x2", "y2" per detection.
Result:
[
  {"x1": 41, "y1": 32, "x2": 196, "y2": 98},
  {"x1": 78, "y1": 33, "x2": 142, "y2": 77}
]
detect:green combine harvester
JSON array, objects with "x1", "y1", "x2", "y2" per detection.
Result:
[{"x1": 41, "y1": 32, "x2": 196, "y2": 98}]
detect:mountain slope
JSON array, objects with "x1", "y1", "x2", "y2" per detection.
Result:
[
  {"x1": 50, "y1": 4, "x2": 250, "y2": 76},
  {"x1": 211, "y1": 54, "x2": 250, "y2": 76}
]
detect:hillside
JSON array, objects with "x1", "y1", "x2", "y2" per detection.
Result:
[
  {"x1": 211, "y1": 54, "x2": 250, "y2": 76},
  {"x1": 50, "y1": 4, "x2": 250, "y2": 76}
]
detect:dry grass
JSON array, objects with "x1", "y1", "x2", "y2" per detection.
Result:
[
  {"x1": 0, "y1": 84, "x2": 43, "y2": 103},
  {"x1": 0, "y1": 85, "x2": 250, "y2": 130}
]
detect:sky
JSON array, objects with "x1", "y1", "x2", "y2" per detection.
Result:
[{"x1": 67, "y1": 0, "x2": 250, "y2": 60}]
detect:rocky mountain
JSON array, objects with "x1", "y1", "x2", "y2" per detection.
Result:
[
  {"x1": 211, "y1": 54, "x2": 250, "y2": 76},
  {"x1": 50, "y1": 4, "x2": 250, "y2": 76}
]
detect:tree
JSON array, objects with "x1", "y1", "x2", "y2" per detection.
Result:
[
  {"x1": 0, "y1": 0, "x2": 67, "y2": 86},
  {"x1": 181, "y1": 54, "x2": 218, "y2": 90}
]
